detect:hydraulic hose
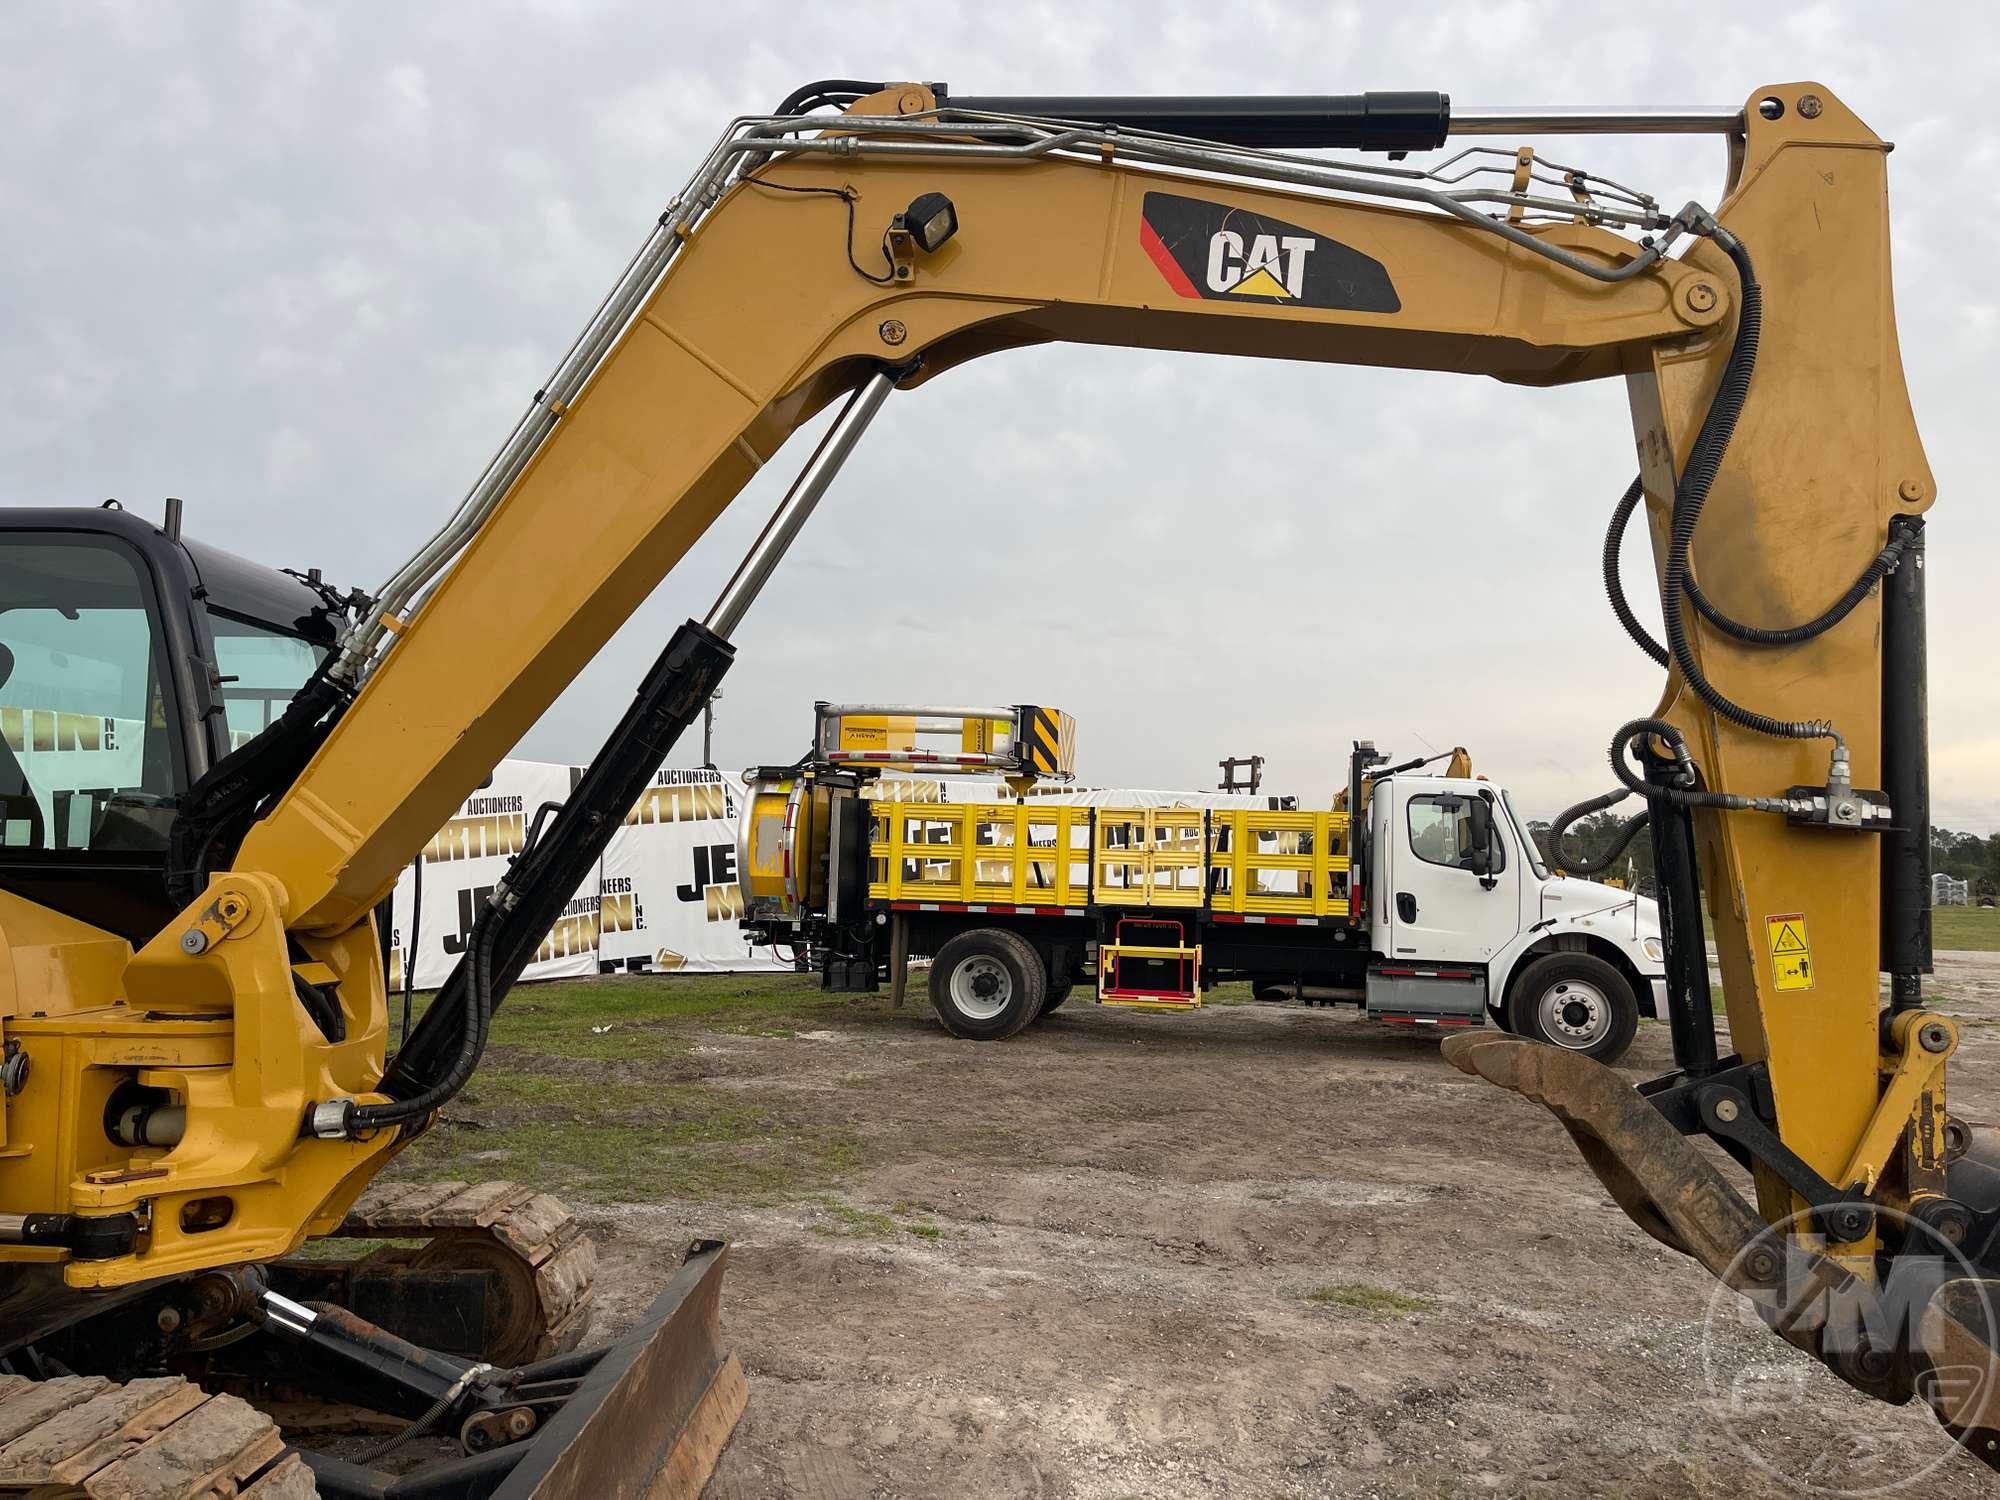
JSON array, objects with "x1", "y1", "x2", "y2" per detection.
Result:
[
  {"x1": 775, "y1": 79, "x2": 888, "y2": 116},
  {"x1": 349, "y1": 905, "x2": 497, "y2": 1133},
  {"x1": 1683, "y1": 535, "x2": 1908, "y2": 647},
  {"x1": 1651, "y1": 239, "x2": 1840, "y2": 743},
  {"x1": 1603, "y1": 470, "x2": 1909, "y2": 661},
  {"x1": 1608, "y1": 718, "x2": 1806, "y2": 816},
  {"x1": 1546, "y1": 786, "x2": 1650, "y2": 875},
  {"x1": 1603, "y1": 478, "x2": 1668, "y2": 669}
]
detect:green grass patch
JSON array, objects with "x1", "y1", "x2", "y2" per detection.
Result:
[
  {"x1": 1303, "y1": 1282, "x2": 1433, "y2": 1317},
  {"x1": 805, "y1": 1196, "x2": 944, "y2": 1240},
  {"x1": 286, "y1": 1235, "x2": 424, "y2": 1262},
  {"x1": 438, "y1": 1062, "x2": 854, "y2": 1196},
  {"x1": 395, "y1": 971, "x2": 839, "y2": 1062},
  {"x1": 1934, "y1": 906, "x2": 2000, "y2": 953},
  {"x1": 470, "y1": 972, "x2": 833, "y2": 1061},
  {"x1": 808, "y1": 1199, "x2": 899, "y2": 1238},
  {"x1": 1704, "y1": 904, "x2": 1998, "y2": 955}
]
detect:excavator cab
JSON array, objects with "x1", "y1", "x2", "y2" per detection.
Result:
[
  {"x1": 0, "y1": 504, "x2": 341, "y2": 945},
  {"x1": 0, "y1": 508, "x2": 746, "y2": 1494}
]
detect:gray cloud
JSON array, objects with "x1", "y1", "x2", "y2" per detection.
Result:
[{"x1": 2, "y1": 2, "x2": 1992, "y2": 827}]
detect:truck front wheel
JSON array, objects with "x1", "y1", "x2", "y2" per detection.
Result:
[
  {"x1": 1504, "y1": 953, "x2": 1639, "y2": 1064},
  {"x1": 928, "y1": 929, "x2": 1047, "y2": 1040}
]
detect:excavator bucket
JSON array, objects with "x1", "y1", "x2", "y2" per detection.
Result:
[
  {"x1": 497, "y1": 1240, "x2": 744, "y2": 1499},
  {"x1": 1439, "y1": 1033, "x2": 1773, "y2": 1279},
  {"x1": 1445, "y1": 1033, "x2": 2000, "y2": 1475}
]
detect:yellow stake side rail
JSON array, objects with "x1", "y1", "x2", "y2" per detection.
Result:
[{"x1": 866, "y1": 804, "x2": 1351, "y2": 920}]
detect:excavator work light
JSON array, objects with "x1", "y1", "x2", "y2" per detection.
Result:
[{"x1": 899, "y1": 192, "x2": 958, "y2": 253}]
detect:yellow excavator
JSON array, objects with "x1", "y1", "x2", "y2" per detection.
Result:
[{"x1": 0, "y1": 77, "x2": 1987, "y2": 1492}]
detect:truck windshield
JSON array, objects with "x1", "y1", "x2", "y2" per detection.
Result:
[
  {"x1": 0, "y1": 537, "x2": 180, "y2": 853},
  {"x1": 207, "y1": 610, "x2": 323, "y2": 746},
  {"x1": 1502, "y1": 788, "x2": 1550, "y2": 878}
]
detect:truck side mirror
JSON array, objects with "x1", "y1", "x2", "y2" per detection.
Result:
[{"x1": 1466, "y1": 797, "x2": 1497, "y2": 887}]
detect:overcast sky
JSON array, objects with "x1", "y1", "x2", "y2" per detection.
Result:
[{"x1": 2, "y1": 2, "x2": 1993, "y2": 829}]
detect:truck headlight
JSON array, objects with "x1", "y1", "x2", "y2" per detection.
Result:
[{"x1": 1643, "y1": 937, "x2": 1664, "y2": 963}]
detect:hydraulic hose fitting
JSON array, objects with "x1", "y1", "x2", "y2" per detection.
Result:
[{"x1": 305, "y1": 1099, "x2": 358, "y2": 1140}]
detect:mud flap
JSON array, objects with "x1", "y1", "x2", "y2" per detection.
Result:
[{"x1": 498, "y1": 1240, "x2": 742, "y2": 1498}]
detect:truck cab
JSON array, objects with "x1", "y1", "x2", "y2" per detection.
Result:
[{"x1": 1356, "y1": 769, "x2": 1664, "y2": 1057}]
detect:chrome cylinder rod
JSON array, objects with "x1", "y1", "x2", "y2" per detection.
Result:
[
  {"x1": 704, "y1": 369, "x2": 896, "y2": 640},
  {"x1": 1450, "y1": 105, "x2": 1743, "y2": 136}
]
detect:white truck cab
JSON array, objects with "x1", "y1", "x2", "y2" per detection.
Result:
[{"x1": 1362, "y1": 772, "x2": 1664, "y2": 1056}]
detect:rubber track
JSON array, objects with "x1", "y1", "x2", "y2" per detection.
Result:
[
  {"x1": 0, "y1": 1374, "x2": 310, "y2": 1496},
  {"x1": 328, "y1": 1179, "x2": 597, "y2": 1362}
]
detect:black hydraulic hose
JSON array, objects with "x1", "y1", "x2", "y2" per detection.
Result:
[
  {"x1": 1546, "y1": 786, "x2": 1650, "y2": 875},
  {"x1": 774, "y1": 79, "x2": 888, "y2": 116},
  {"x1": 1603, "y1": 477, "x2": 1668, "y2": 668},
  {"x1": 1684, "y1": 532, "x2": 1908, "y2": 646},
  {"x1": 1639, "y1": 237, "x2": 1836, "y2": 744},
  {"x1": 1609, "y1": 718, "x2": 1803, "y2": 816},
  {"x1": 350, "y1": 908, "x2": 496, "y2": 1132},
  {"x1": 1603, "y1": 470, "x2": 1909, "y2": 660}
]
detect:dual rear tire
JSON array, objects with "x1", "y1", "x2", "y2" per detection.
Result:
[{"x1": 928, "y1": 929, "x2": 1071, "y2": 1039}]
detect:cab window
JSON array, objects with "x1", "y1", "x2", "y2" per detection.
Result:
[
  {"x1": 1407, "y1": 793, "x2": 1504, "y2": 874},
  {"x1": 0, "y1": 538, "x2": 181, "y2": 853},
  {"x1": 208, "y1": 611, "x2": 322, "y2": 746}
]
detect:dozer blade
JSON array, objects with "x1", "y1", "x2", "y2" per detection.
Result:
[
  {"x1": 494, "y1": 1238, "x2": 743, "y2": 1500},
  {"x1": 298, "y1": 1240, "x2": 742, "y2": 1499}
]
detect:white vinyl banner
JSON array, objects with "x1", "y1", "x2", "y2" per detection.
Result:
[
  {"x1": 597, "y1": 767, "x2": 777, "y2": 974},
  {"x1": 2, "y1": 708, "x2": 145, "y2": 848},
  {"x1": 386, "y1": 761, "x2": 785, "y2": 992}
]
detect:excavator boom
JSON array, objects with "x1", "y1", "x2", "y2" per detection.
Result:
[{"x1": 3, "y1": 77, "x2": 1984, "y2": 1483}]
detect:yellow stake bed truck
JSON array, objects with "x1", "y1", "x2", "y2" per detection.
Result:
[{"x1": 739, "y1": 709, "x2": 1664, "y2": 1061}]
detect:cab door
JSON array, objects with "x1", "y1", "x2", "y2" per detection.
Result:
[{"x1": 1385, "y1": 783, "x2": 1520, "y2": 961}]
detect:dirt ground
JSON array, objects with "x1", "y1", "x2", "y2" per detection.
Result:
[{"x1": 434, "y1": 952, "x2": 2000, "y2": 1498}]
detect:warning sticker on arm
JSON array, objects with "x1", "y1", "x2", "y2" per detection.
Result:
[{"x1": 1766, "y1": 913, "x2": 1813, "y2": 992}]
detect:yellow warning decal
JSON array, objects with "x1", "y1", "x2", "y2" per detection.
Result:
[{"x1": 1765, "y1": 913, "x2": 1814, "y2": 992}]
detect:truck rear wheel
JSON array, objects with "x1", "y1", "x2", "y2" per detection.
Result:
[
  {"x1": 928, "y1": 929, "x2": 1046, "y2": 1039},
  {"x1": 1504, "y1": 953, "x2": 1639, "y2": 1064}
]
